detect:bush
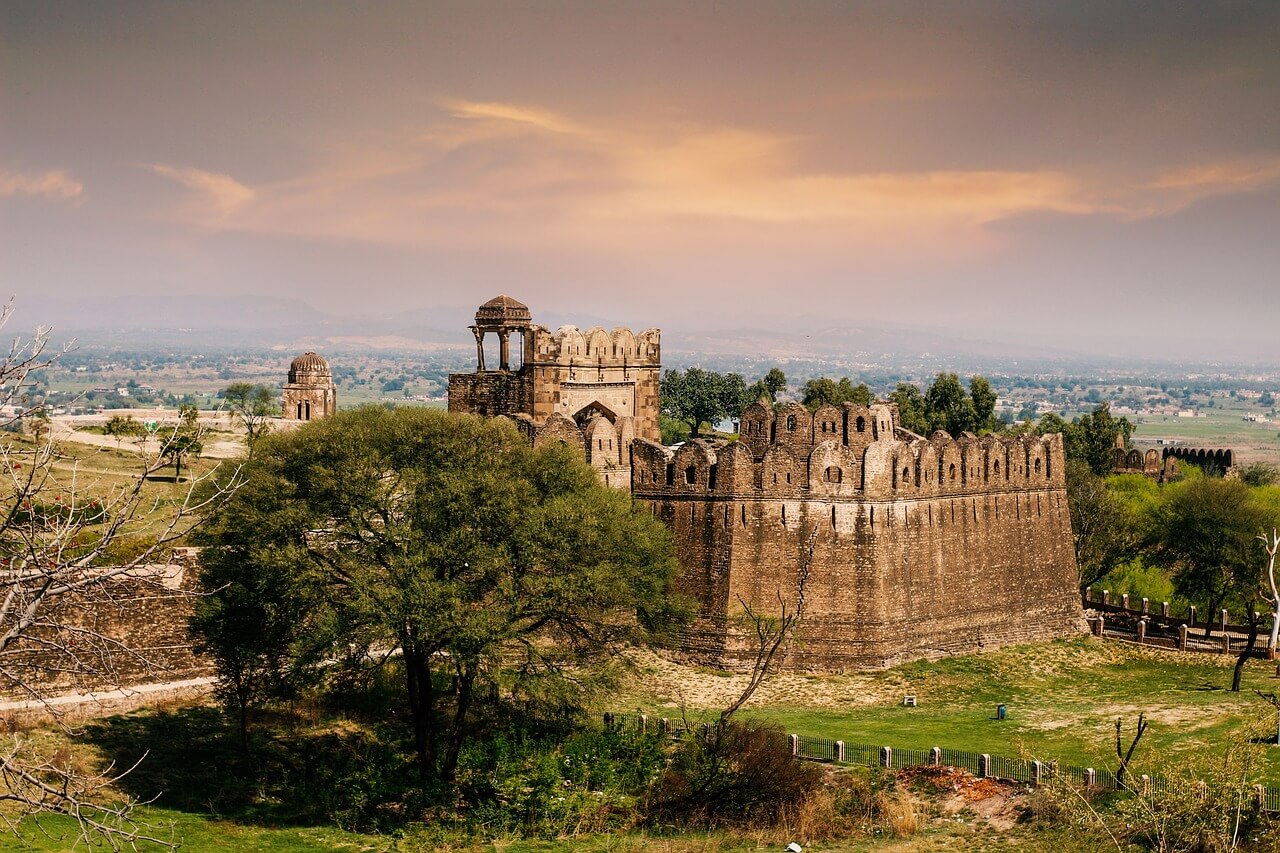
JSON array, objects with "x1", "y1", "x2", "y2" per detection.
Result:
[{"x1": 645, "y1": 720, "x2": 824, "y2": 829}]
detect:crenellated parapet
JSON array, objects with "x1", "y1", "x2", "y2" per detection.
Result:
[
  {"x1": 635, "y1": 423, "x2": 1065, "y2": 501},
  {"x1": 526, "y1": 325, "x2": 661, "y2": 368}
]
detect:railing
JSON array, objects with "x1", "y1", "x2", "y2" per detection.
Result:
[{"x1": 604, "y1": 714, "x2": 1280, "y2": 810}]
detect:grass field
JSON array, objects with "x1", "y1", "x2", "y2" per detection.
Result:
[
  {"x1": 2, "y1": 637, "x2": 1260, "y2": 851},
  {"x1": 619, "y1": 637, "x2": 1280, "y2": 783}
]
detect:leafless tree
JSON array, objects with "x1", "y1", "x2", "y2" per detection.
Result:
[
  {"x1": 1258, "y1": 529, "x2": 1280, "y2": 655},
  {"x1": 0, "y1": 301, "x2": 242, "y2": 847}
]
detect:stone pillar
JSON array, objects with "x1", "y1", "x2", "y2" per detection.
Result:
[
  {"x1": 930, "y1": 746, "x2": 941, "y2": 766},
  {"x1": 1141, "y1": 597, "x2": 1149, "y2": 615},
  {"x1": 499, "y1": 330, "x2": 511, "y2": 371},
  {"x1": 1032, "y1": 760, "x2": 1044, "y2": 785},
  {"x1": 659, "y1": 718, "x2": 670, "y2": 735},
  {"x1": 1084, "y1": 767, "x2": 1096, "y2": 787},
  {"x1": 834, "y1": 740, "x2": 846, "y2": 763},
  {"x1": 1137, "y1": 619, "x2": 1147, "y2": 644},
  {"x1": 1189, "y1": 605, "x2": 1197, "y2": 627},
  {"x1": 1140, "y1": 774, "x2": 1151, "y2": 795},
  {"x1": 1178, "y1": 624, "x2": 1189, "y2": 650},
  {"x1": 1222, "y1": 608, "x2": 1230, "y2": 632},
  {"x1": 639, "y1": 714, "x2": 648, "y2": 734},
  {"x1": 1103, "y1": 589, "x2": 1110, "y2": 605},
  {"x1": 1223, "y1": 634, "x2": 1232, "y2": 653},
  {"x1": 789, "y1": 734, "x2": 800, "y2": 757},
  {"x1": 1121, "y1": 593, "x2": 1130, "y2": 610},
  {"x1": 1161, "y1": 601, "x2": 1170, "y2": 618},
  {"x1": 979, "y1": 753, "x2": 992, "y2": 778},
  {"x1": 472, "y1": 327, "x2": 486, "y2": 372},
  {"x1": 1093, "y1": 616, "x2": 1105, "y2": 637},
  {"x1": 880, "y1": 746, "x2": 893, "y2": 768}
]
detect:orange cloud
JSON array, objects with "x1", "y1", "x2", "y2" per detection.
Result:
[
  {"x1": 0, "y1": 169, "x2": 82, "y2": 201},
  {"x1": 143, "y1": 100, "x2": 1279, "y2": 253}
]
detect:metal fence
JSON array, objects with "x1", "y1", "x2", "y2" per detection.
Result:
[{"x1": 604, "y1": 714, "x2": 1280, "y2": 810}]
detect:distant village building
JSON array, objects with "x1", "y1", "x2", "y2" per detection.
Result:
[{"x1": 282, "y1": 352, "x2": 337, "y2": 422}]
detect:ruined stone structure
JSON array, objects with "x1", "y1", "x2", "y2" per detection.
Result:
[
  {"x1": 1112, "y1": 445, "x2": 1182, "y2": 482},
  {"x1": 632, "y1": 400, "x2": 1083, "y2": 669},
  {"x1": 282, "y1": 351, "x2": 337, "y2": 422},
  {"x1": 448, "y1": 298, "x2": 1084, "y2": 670},
  {"x1": 448, "y1": 296, "x2": 661, "y2": 489},
  {"x1": 1163, "y1": 446, "x2": 1237, "y2": 477}
]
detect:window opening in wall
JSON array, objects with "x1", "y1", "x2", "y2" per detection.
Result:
[
  {"x1": 665, "y1": 464, "x2": 674, "y2": 486},
  {"x1": 724, "y1": 505, "x2": 730, "y2": 527},
  {"x1": 856, "y1": 416, "x2": 866, "y2": 433},
  {"x1": 708, "y1": 464, "x2": 717, "y2": 490},
  {"x1": 1037, "y1": 494, "x2": 1042, "y2": 516},
  {"x1": 690, "y1": 504, "x2": 695, "y2": 523},
  {"x1": 993, "y1": 460, "x2": 1000, "y2": 476},
  {"x1": 741, "y1": 503, "x2": 746, "y2": 526},
  {"x1": 781, "y1": 504, "x2": 787, "y2": 525},
  {"x1": 787, "y1": 415, "x2": 797, "y2": 431},
  {"x1": 772, "y1": 472, "x2": 778, "y2": 484},
  {"x1": 902, "y1": 466, "x2": 910, "y2": 484},
  {"x1": 785, "y1": 472, "x2": 792, "y2": 484},
  {"x1": 831, "y1": 505, "x2": 837, "y2": 529},
  {"x1": 825, "y1": 466, "x2": 842, "y2": 484},
  {"x1": 1034, "y1": 457, "x2": 1042, "y2": 475},
  {"x1": 949, "y1": 463, "x2": 956, "y2": 482},
  {"x1": 685, "y1": 466, "x2": 697, "y2": 485},
  {"x1": 870, "y1": 506, "x2": 875, "y2": 527},
  {"x1": 973, "y1": 501, "x2": 978, "y2": 521},
  {"x1": 604, "y1": 474, "x2": 609, "y2": 486}
]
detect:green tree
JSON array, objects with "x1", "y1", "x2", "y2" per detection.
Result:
[
  {"x1": 1066, "y1": 459, "x2": 1145, "y2": 589},
  {"x1": 800, "y1": 376, "x2": 873, "y2": 410},
  {"x1": 157, "y1": 404, "x2": 203, "y2": 479},
  {"x1": 661, "y1": 368, "x2": 749, "y2": 438},
  {"x1": 193, "y1": 407, "x2": 682, "y2": 783},
  {"x1": 924, "y1": 372, "x2": 977, "y2": 436},
  {"x1": 889, "y1": 383, "x2": 929, "y2": 434},
  {"x1": 1148, "y1": 477, "x2": 1272, "y2": 637},
  {"x1": 102, "y1": 414, "x2": 147, "y2": 450},
  {"x1": 222, "y1": 382, "x2": 277, "y2": 455},
  {"x1": 746, "y1": 367, "x2": 788, "y2": 404},
  {"x1": 969, "y1": 376, "x2": 998, "y2": 431}
]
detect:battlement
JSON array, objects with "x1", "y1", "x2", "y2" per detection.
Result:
[
  {"x1": 526, "y1": 325, "x2": 661, "y2": 367},
  {"x1": 632, "y1": 425, "x2": 1066, "y2": 501}
]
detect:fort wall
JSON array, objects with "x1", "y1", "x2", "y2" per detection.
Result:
[{"x1": 632, "y1": 406, "x2": 1084, "y2": 669}]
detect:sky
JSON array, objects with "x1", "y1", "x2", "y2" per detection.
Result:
[{"x1": 3, "y1": 1, "x2": 1280, "y2": 361}]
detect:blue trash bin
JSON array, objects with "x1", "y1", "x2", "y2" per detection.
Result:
[{"x1": 997, "y1": 704, "x2": 1007, "y2": 720}]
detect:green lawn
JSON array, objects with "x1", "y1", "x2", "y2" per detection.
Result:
[{"x1": 622, "y1": 637, "x2": 1280, "y2": 783}]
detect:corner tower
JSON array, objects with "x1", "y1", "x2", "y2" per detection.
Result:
[{"x1": 282, "y1": 352, "x2": 337, "y2": 421}]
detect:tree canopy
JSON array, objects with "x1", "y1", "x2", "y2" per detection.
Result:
[
  {"x1": 193, "y1": 406, "x2": 683, "y2": 783},
  {"x1": 660, "y1": 368, "x2": 749, "y2": 437},
  {"x1": 888, "y1": 373, "x2": 998, "y2": 436},
  {"x1": 222, "y1": 382, "x2": 277, "y2": 454},
  {"x1": 801, "y1": 376, "x2": 872, "y2": 410}
]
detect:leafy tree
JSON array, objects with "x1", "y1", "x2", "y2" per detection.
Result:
[
  {"x1": 157, "y1": 404, "x2": 204, "y2": 479},
  {"x1": 1148, "y1": 477, "x2": 1273, "y2": 637},
  {"x1": 102, "y1": 414, "x2": 147, "y2": 450},
  {"x1": 1066, "y1": 460, "x2": 1146, "y2": 589},
  {"x1": 969, "y1": 376, "x2": 997, "y2": 430},
  {"x1": 660, "y1": 368, "x2": 749, "y2": 438},
  {"x1": 746, "y1": 367, "x2": 789, "y2": 405},
  {"x1": 800, "y1": 376, "x2": 872, "y2": 410},
  {"x1": 889, "y1": 383, "x2": 929, "y2": 434},
  {"x1": 1031, "y1": 404, "x2": 1132, "y2": 475},
  {"x1": 223, "y1": 382, "x2": 277, "y2": 455},
  {"x1": 1241, "y1": 462, "x2": 1280, "y2": 487},
  {"x1": 924, "y1": 372, "x2": 977, "y2": 436},
  {"x1": 193, "y1": 407, "x2": 682, "y2": 784}
]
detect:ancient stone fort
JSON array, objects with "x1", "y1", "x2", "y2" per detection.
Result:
[{"x1": 449, "y1": 297, "x2": 1085, "y2": 669}]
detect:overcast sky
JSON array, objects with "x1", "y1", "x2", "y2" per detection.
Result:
[{"x1": 3, "y1": 2, "x2": 1279, "y2": 360}]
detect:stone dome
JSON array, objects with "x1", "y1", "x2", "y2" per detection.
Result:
[
  {"x1": 288, "y1": 351, "x2": 332, "y2": 384},
  {"x1": 475, "y1": 295, "x2": 531, "y2": 329}
]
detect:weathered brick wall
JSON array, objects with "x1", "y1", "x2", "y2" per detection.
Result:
[
  {"x1": 634, "y1": 427, "x2": 1085, "y2": 671},
  {"x1": 0, "y1": 560, "x2": 211, "y2": 702}
]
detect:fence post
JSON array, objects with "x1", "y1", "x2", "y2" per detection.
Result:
[
  {"x1": 1137, "y1": 619, "x2": 1146, "y2": 644},
  {"x1": 1084, "y1": 767, "x2": 1096, "y2": 787},
  {"x1": 834, "y1": 740, "x2": 846, "y2": 763},
  {"x1": 1255, "y1": 784, "x2": 1267, "y2": 807},
  {"x1": 603, "y1": 712, "x2": 613, "y2": 728},
  {"x1": 1094, "y1": 615, "x2": 1105, "y2": 636},
  {"x1": 979, "y1": 754, "x2": 991, "y2": 778},
  {"x1": 639, "y1": 714, "x2": 648, "y2": 734},
  {"x1": 701, "y1": 722, "x2": 712, "y2": 739},
  {"x1": 1032, "y1": 760, "x2": 1044, "y2": 785},
  {"x1": 659, "y1": 717, "x2": 670, "y2": 735},
  {"x1": 1195, "y1": 780, "x2": 1208, "y2": 801},
  {"x1": 1103, "y1": 589, "x2": 1111, "y2": 606},
  {"x1": 1222, "y1": 608, "x2": 1230, "y2": 633},
  {"x1": 789, "y1": 734, "x2": 800, "y2": 757},
  {"x1": 1178, "y1": 624, "x2": 1188, "y2": 650},
  {"x1": 1121, "y1": 593, "x2": 1130, "y2": 610},
  {"x1": 1162, "y1": 601, "x2": 1170, "y2": 618},
  {"x1": 880, "y1": 746, "x2": 892, "y2": 768},
  {"x1": 1140, "y1": 774, "x2": 1151, "y2": 795},
  {"x1": 1223, "y1": 634, "x2": 1231, "y2": 653},
  {"x1": 1189, "y1": 605, "x2": 1197, "y2": 627},
  {"x1": 930, "y1": 746, "x2": 941, "y2": 766},
  {"x1": 1141, "y1": 597, "x2": 1149, "y2": 615}
]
